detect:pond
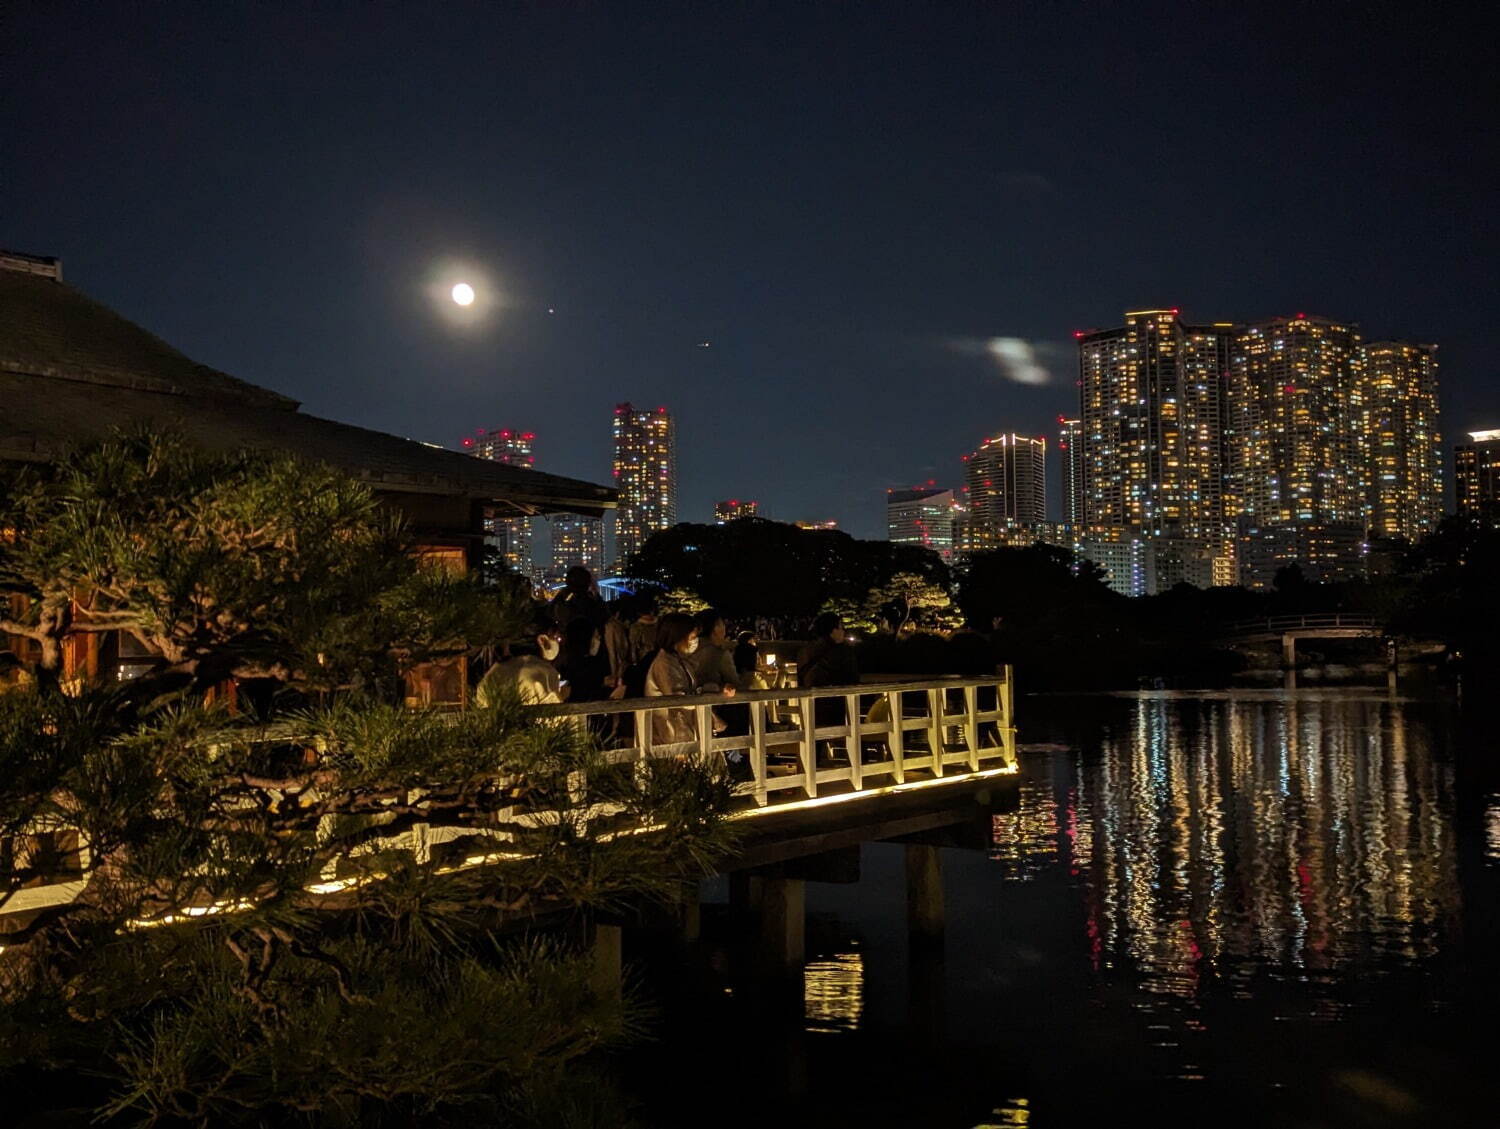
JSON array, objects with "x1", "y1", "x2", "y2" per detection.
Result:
[{"x1": 629, "y1": 689, "x2": 1500, "y2": 1127}]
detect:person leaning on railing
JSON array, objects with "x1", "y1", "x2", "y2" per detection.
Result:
[
  {"x1": 797, "y1": 612, "x2": 859, "y2": 763},
  {"x1": 475, "y1": 621, "x2": 567, "y2": 708},
  {"x1": 644, "y1": 612, "x2": 738, "y2": 748}
]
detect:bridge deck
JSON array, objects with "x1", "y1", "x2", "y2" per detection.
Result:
[{"x1": 1, "y1": 673, "x2": 1018, "y2": 925}]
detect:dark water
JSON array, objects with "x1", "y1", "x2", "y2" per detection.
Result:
[{"x1": 630, "y1": 689, "x2": 1500, "y2": 1128}]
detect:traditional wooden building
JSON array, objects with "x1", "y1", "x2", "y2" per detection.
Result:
[{"x1": 0, "y1": 249, "x2": 615, "y2": 700}]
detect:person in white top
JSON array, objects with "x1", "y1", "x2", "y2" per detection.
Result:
[{"x1": 475, "y1": 626, "x2": 568, "y2": 708}]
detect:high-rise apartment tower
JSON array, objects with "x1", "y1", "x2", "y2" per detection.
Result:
[
  {"x1": 1076, "y1": 310, "x2": 1233, "y2": 537},
  {"x1": 1226, "y1": 314, "x2": 1367, "y2": 530},
  {"x1": 963, "y1": 434, "x2": 1045, "y2": 546},
  {"x1": 1361, "y1": 341, "x2": 1442, "y2": 542},
  {"x1": 612, "y1": 403, "x2": 676, "y2": 568},
  {"x1": 1455, "y1": 429, "x2": 1500, "y2": 527},
  {"x1": 713, "y1": 499, "x2": 758, "y2": 522},
  {"x1": 887, "y1": 486, "x2": 957, "y2": 562},
  {"x1": 460, "y1": 427, "x2": 538, "y2": 579},
  {"x1": 550, "y1": 514, "x2": 604, "y2": 576},
  {"x1": 1058, "y1": 416, "x2": 1085, "y2": 525}
]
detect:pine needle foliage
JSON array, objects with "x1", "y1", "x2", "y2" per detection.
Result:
[{"x1": 0, "y1": 436, "x2": 735, "y2": 1126}]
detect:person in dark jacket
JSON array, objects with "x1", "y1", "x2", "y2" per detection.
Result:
[
  {"x1": 558, "y1": 616, "x2": 612, "y2": 703},
  {"x1": 733, "y1": 630, "x2": 760, "y2": 681},
  {"x1": 797, "y1": 611, "x2": 859, "y2": 745},
  {"x1": 550, "y1": 566, "x2": 608, "y2": 633}
]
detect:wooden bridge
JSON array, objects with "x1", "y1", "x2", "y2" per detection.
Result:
[
  {"x1": 1221, "y1": 614, "x2": 1385, "y2": 667},
  {"x1": 1, "y1": 672, "x2": 1019, "y2": 978},
  {"x1": 536, "y1": 671, "x2": 1019, "y2": 987},
  {"x1": 537, "y1": 671, "x2": 1017, "y2": 815}
]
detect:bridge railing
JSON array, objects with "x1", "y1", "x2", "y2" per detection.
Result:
[
  {"x1": 533, "y1": 670, "x2": 1018, "y2": 814},
  {"x1": 1222, "y1": 613, "x2": 1382, "y2": 636},
  {"x1": 0, "y1": 672, "x2": 1017, "y2": 924}
]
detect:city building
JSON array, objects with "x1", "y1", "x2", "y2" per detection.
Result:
[
  {"x1": 1058, "y1": 416, "x2": 1085, "y2": 525},
  {"x1": 1455, "y1": 429, "x2": 1500, "y2": 526},
  {"x1": 794, "y1": 519, "x2": 838, "y2": 530},
  {"x1": 461, "y1": 428, "x2": 537, "y2": 468},
  {"x1": 963, "y1": 433, "x2": 1045, "y2": 543},
  {"x1": 886, "y1": 486, "x2": 957, "y2": 562},
  {"x1": 1237, "y1": 524, "x2": 1368, "y2": 588},
  {"x1": 713, "y1": 498, "x2": 758, "y2": 522},
  {"x1": 1073, "y1": 528, "x2": 1150, "y2": 598},
  {"x1": 1074, "y1": 306, "x2": 1445, "y2": 590},
  {"x1": 612, "y1": 403, "x2": 676, "y2": 568},
  {"x1": 1361, "y1": 341, "x2": 1442, "y2": 542},
  {"x1": 549, "y1": 514, "x2": 604, "y2": 576},
  {"x1": 1226, "y1": 315, "x2": 1366, "y2": 529},
  {"x1": 460, "y1": 427, "x2": 538, "y2": 579},
  {"x1": 1071, "y1": 528, "x2": 1231, "y2": 597},
  {"x1": 1076, "y1": 309, "x2": 1234, "y2": 538},
  {"x1": 1227, "y1": 314, "x2": 1368, "y2": 585}
]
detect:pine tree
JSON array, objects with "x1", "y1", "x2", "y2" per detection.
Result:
[{"x1": 0, "y1": 435, "x2": 733, "y2": 1125}]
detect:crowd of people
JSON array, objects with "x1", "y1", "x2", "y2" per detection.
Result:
[{"x1": 473, "y1": 567, "x2": 861, "y2": 757}]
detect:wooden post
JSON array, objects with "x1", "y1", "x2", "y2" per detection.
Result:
[
  {"x1": 759, "y1": 876, "x2": 805, "y2": 972},
  {"x1": 888, "y1": 689, "x2": 905, "y2": 784},
  {"x1": 679, "y1": 889, "x2": 701, "y2": 943},
  {"x1": 905, "y1": 844, "x2": 944, "y2": 946},
  {"x1": 729, "y1": 871, "x2": 762, "y2": 922},
  {"x1": 964, "y1": 684, "x2": 980, "y2": 771},
  {"x1": 1001, "y1": 667, "x2": 1016, "y2": 769},
  {"x1": 696, "y1": 703, "x2": 713, "y2": 766},
  {"x1": 1282, "y1": 633, "x2": 1297, "y2": 669},
  {"x1": 800, "y1": 695, "x2": 817, "y2": 798},
  {"x1": 590, "y1": 922, "x2": 623, "y2": 1002},
  {"x1": 927, "y1": 688, "x2": 944, "y2": 777},
  {"x1": 846, "y1": 692, "x2": 862, "y2": 790},
  {"x1": 750, "y1": 698, "x2": 768, "y2": 806}
]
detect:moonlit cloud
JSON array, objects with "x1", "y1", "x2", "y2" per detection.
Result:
[{"x1": 945, "y1": 336, "x2": 1057, "y2": 385}]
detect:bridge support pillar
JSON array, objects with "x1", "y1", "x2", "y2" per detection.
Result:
[
  {"x1": 589, "y1": 922, "x2": 623, "y2": 1003},
  {"x1": 679, "y1": 892, "x2": 701, "y2": 943},
  {"x1": 758, "y1": 877, "x2": 805, "y2": 972},
  {"x1": 905, "y1": 844, "x2": 945, "y2": 946},
  {"x1": 1282, "y1": 633, "x2": 1297, "y2": 669}
]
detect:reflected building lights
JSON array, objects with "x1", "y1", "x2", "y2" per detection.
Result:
[
  {"x1": 802, "y1": 949, "x2": 865, "y2": 1034},
  {"x1": 1486, "y1": 797, "x2": 1500, "y2": 866},
  {"x1": 990, "y1": 696, "x2": 1459, "y2": 1003}
]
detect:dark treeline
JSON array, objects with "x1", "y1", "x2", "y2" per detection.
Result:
[{"x1": 629, "y1": 518, "x2": 1500, "y2": 691}]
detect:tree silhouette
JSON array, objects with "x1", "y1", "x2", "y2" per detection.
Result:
[{"x1": 0, "y1": 436, "x2": 733, "y2": 1124}]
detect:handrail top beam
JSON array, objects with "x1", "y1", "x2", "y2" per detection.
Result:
[{"x1": 533, "y1": 674, "x2": 1010, "y2": 718}]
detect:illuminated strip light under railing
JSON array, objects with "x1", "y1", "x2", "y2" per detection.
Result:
[
  {"x1": 49, "y1": 763, "x2": 1019, "y2": 935},
  {"x1": 729, "y1": 763, "x2": 1018, "y2": 819}
]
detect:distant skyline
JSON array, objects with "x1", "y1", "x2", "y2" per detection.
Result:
[{"x1": 4, "y1": 3, "x2": 1495, "y2": 538}]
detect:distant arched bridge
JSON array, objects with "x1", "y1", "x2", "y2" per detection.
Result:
[{"x1": 1220, "y1": 614, "x2": 1385, "y2": 667}]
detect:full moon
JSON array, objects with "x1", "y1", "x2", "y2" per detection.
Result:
[{"x1": 451, "y1": 282, "x2": 475, "y2": 306}]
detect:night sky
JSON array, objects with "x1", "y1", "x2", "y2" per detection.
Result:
[{"x1": 6, "y1": 3, "x2": 1496, "y2": 539}]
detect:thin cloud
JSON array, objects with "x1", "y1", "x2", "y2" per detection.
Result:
[{"x1": 946, "y1": 336, "x2": 1056, "y2": 385}]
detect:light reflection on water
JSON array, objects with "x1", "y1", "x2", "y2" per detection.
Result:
[
  {"x1": 638, "y1": 691, "x2": 1494, "y2": 1126},
  {"x1": 993, "y1": 693, "x2": 1459, "y2": 1020},
  {"x1": 1488, "y1": 797, "x2": 1500, "y2": 865},
  {"x1": 802, "y1": 948, "x2": 864, "y2": 1033}
]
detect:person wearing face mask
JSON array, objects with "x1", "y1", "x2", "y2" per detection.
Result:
[
  {"x1": 644, "y1": 612, "x2": 708, "y2": 745},
  {"x1": 474, "y1": 621, "x2": 568, "y2": 708},
  {"x1": 558, "y1": 616, "x2": 611, "y2": 703}
]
